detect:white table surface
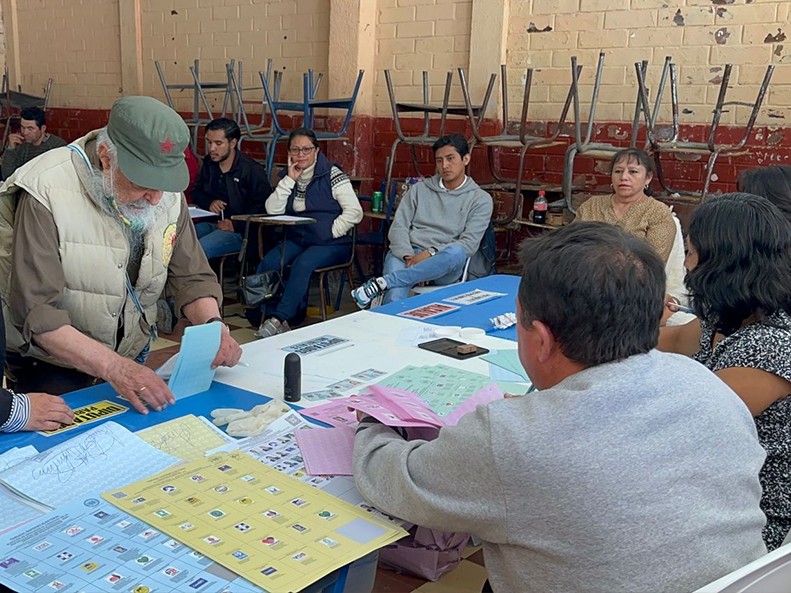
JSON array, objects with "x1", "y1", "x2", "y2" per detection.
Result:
[{"x1": 214, "y1": 310, "x2": 520, "y2": 405}]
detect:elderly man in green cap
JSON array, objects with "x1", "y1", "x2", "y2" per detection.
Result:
[{"x1": 0, "y1": 96, "x2": 242, "y2": 415}]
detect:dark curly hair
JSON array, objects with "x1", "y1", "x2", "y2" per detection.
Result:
[
  {"x1": 737, "y1": 165, "x2": 791, "y2": 224},
  {"x1": 686, "y1": 192, "x2": 791, "y2": 336}
]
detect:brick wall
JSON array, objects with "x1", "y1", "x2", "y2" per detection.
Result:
[
  {"x1": 141, "y1": 0, "x2": 330, "y2": 114},
  {"x1": 6, "y1": 0, "x2": 791, "y2": 199},
  {"x1": 505, "y1": 0, "x2": 791, "y2": 126},
  {"x1": 375, "y1": 0, "x2": 473, "y2": 114},
  {"x1": 14, "y1": 0, "x2": 122, "y2": 109}
]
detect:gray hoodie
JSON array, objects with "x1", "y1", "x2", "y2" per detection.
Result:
[{"x1": 387, "y1": 175, "x2": 493, "y2": 260}]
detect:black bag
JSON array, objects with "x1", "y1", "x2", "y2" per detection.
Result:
[
  {"x1": 236, "y1": 217, "x2": 283, "y2": 308},
  {"x1": 238, "y1": 269, "x2": 282, "y2": 308}
]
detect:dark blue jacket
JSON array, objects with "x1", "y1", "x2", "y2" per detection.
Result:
[{"x1": 280, "y1": 153, "x2": 351, "y2": 246}]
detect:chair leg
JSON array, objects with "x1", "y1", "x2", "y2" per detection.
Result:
[
  {"x1": 335, "y1": 266, "x2": 355, "y2": 313},
  {"x1": 218, "y1": 256, "x2": 226, "y2": 317},
  {"x1": 319, "y1": 272, "x2": 328, "y2": 322}
]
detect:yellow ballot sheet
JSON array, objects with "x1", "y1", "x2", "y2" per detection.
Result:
[
  {"x1": 102, "y1": 451, "x2": 407, "y2": 593},
  {"x1": 136, "y1": 414, "x2": 233, "y2": 460}
]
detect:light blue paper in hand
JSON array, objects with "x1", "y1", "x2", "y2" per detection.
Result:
[
  {"x1": 168, "y1": 322, "x2": 222, "y2": 399},
  {"x1": 482, "y1": 350, "x2": 531, "y2": 382}
]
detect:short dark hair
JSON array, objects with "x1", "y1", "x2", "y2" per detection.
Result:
[
  {"x1": 20, "y1": 107, "x2": 45, "y2": 128},
  {"x1": 737, "y1": 165, "x2": 791, "y2": 224},
  {"x1": 518, "y1": 222, "x2": 665, "y2": 366},
  {"x1": 610, "y1": 148, "x2": 655, "y2": 196},
  {"x1": 288, "y1": 127, "x2": 319, "y2": 148},
  {"x1": 686, "y1": 192, "x2": 791, "y2": 336},
  {"x1": 432, "y1": 134, "x2": 469, "y2": 157},
  {"x1": 609, "y1": 148, "x2": 654, "y2": 175},
  {"x1": 205, "y1": 117, "x2": 241, "y2": 141}
]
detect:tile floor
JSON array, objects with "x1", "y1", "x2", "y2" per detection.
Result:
[{"x1": 147, "y1": 281, "x2": 490, "y2": 593}]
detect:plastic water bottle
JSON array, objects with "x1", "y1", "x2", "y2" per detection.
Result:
[{"x1": 533, "y1": 191, "x2": 548, "y2": 224}]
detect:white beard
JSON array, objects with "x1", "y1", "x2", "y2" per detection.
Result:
[{"x1": 86, "y1": 165, "x2": 164, "y2": 237}]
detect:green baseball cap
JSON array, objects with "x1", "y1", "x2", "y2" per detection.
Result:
[{"x1": 107, "y1": 96, "x2": 190, "y2": 193}]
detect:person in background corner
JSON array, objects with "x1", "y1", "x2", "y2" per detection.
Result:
[
  {"x1": 737, "y1": 164, "x2": 791, "y2": 224},
  {"x1": 254, "y1": 127, "x2": 362, "y2": 338},
  {"x1": 1, "y1": 106, "x2": 67, "y2": 180}
]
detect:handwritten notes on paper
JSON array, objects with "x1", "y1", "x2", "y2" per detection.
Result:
[
  {"x1": 136, "y1": 415, "x2": 234, "y2": 461},
  {"x1": 0, "y1": 422, "x2": 178, "y2": 510}
]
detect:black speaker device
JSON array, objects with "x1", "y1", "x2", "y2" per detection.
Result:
[{"x1": 283, "y1": 353, "x2": 301, "y2": 402}]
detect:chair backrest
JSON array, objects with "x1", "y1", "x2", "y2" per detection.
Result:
[
  {"x1": 694, "y1": 543, "x2": 791, "y2": 593},
  {"x1": 229, "y1": 59, "x2": 273, "y2": 139},
  {"x1": 467, "y1": 222, "x2": 497, "y2": 281}
]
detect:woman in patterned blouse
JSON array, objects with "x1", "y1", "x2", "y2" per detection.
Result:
[{"x1": 658, "y1": 193, "x2": 791, "y2": 550}]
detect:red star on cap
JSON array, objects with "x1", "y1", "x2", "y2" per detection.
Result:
[{"x1": 160, "y1": 136, "x2": 175, "y2": 154}]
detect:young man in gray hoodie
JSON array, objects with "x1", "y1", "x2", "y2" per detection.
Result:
[{"x1": 352, "y1": 134, "x2": 493, "y2": 307}]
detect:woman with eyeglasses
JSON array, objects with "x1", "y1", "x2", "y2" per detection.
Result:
[{"x1": 254, "y1": 128, "x2": 363, "y2": 338}]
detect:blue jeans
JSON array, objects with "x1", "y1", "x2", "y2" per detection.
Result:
[
  {"x1": 382, "y1": 244, "x2": 467, "y2": 304},
  {"x1": 258, "y1": 240, "x2": 351, "y2": 322},
  {"x1": 195, "y1": 222, "x2": 243, "y2": 259}
]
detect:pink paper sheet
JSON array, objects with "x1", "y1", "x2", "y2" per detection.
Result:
[
  {"x1": 294, "y1": 426, "x2": 356, "y2": 476},
  {"x1": 299, "y1": 401, "x2": 357, "y2": 428},
  {"x1": 299, "y1": 384, "x2": 505, "y2": 432}
]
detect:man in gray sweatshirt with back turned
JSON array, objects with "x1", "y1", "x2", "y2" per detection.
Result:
[
  {"x1": 352, "y1": 134, "x2": 492, "y2": 307},
  {"x1": 354, "y1": 223, "x2": 768, "y2": 593}
]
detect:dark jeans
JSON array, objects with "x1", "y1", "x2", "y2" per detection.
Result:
[{"x1": 257, "y1": 239, "x2": 350, "y2": 323}]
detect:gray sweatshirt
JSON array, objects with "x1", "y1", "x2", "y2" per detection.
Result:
[
  {"x1": 354, "y1": 351, "x2": 768, "y2": 593},
  {"x1": 387, "y1": 175, "x2": 493, "y2": 260}
]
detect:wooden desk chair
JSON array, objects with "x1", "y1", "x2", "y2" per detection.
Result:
[
  {"x1": 213, "y1": 250, "x2": 242, "y2": 317},
  {"x1": 311, "y1": 227, "x2": 357, "y2": 321}
]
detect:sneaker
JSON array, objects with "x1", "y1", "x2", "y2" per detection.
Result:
[
  {"x1": 255, "y1": 318, "x2": 291, "y2": 339},
  {"x1": 352, "y1": 277, "x2": 387, "y2": 309}
]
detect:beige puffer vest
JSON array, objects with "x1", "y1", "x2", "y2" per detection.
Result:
[{"x1": 0, "y1": 130, "x2": 181, "y2": 364}]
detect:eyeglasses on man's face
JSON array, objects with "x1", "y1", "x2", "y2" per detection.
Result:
[{"x1": 288, "y1": 146, "x2": 317, "y2": 155}]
